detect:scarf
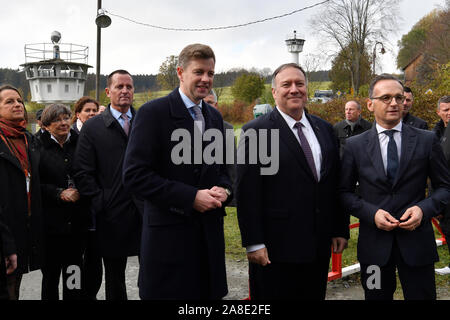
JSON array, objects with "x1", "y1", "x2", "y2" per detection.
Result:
[
  {"x1": 0, "y1": 118, "x2": 30, "y2": 176},
  {"x1": 0, "y1": 118, "x2": 31, "y2": 215}
]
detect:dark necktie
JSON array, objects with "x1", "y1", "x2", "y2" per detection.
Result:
[
  {"x1": 121, "y1": 113, "x2": 130, "y2": 136},
  {"x1": 294, "y1": 122, "x2": 318, "y2": 181},
  {"x1": 192, "y1": 105, "x2": 205, "y2": 133},
  {"x1": 384, "y1": 129, "x2": 399, "y2": 183}
]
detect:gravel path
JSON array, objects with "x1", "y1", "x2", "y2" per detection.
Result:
[{"x1": 18, "y1": 257, "x2": 449, "y2": 300}]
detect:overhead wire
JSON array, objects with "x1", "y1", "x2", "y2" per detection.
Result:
[{"x1": 103, "y1": 0, "x2": 330, "y2": 32}]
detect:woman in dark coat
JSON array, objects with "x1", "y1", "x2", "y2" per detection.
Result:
[
  {"x1": 0, "y1": 84, "x2": 44, "y2": 300},
  {"x1": 38, "y1": 104, "x2": 89, "y2": 300}
]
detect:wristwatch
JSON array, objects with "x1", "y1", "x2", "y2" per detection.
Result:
[{"x1": 224, "y1": 188, "x2": 232, "y2": 197}]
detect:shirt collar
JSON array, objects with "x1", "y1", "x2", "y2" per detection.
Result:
[
  {"x1": 109, "y1": 105, "x2": 132, "y2": 120},
  {"x1": 179, "y1": 88, "x2": 202, "y2": 109},
  {"x1": 276, "y1": 107, "x2": 310, "y2": 129},
  {"x1": 50, "y1": 131, "x2": 71, "y2": 145},
  {"x1": 376, "y1": 121, "x2": 403, "y2": 135}
]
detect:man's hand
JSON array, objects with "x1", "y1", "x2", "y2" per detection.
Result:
[
  {"x1": 193, "y1": 189, "x2": 222, "y2": 213},
  {"x1": 374, "y1": 209, "x2": 399, "y2": 231},
  {"x1": 398, "y1": 205, "x2": 423, "y2": 231},
  {"x1": 60, "y1": 188, "x2": 80, "y2": 203},
  {"x1": 332, "y1": 237, "x2": 348, "y2": 254},
  {"x1": 5, "y1": 254, "x2": 17, "y2": 275},
  {"x1": 247, "y1": 247, "x2": 271, "y2": 266},
  {"x1": 210, "y1": 186, "x2": 228, "y2": 203}
]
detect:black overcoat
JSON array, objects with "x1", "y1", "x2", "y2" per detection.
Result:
[
  {"x1": 0, "y1": 131, "x2": 44, "y2": 274},
  {"x1": 123, "y1": 88, "x2": 232, "y2": 299},
  {"x1": 38, "y1": 129, "x2": 89, "y2": 235},
  {"x1": 73, "y1": 106, "x2": 142, "y2": 258}
]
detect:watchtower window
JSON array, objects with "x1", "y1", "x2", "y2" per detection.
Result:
[
  {"x1": 47, "y1": 84, "x2": 52, "y2": 93},
  {"x1": 27, "y1": 68, "x2": 35, "y2": 78},
  {"x1": 65, "y1": 84, "x2": 69, "y2": 93},
  {"x1": 38, "y1": 65, "x2": 56, "y2": 77}
]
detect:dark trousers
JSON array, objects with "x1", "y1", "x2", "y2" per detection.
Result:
[
  {"x1": 440, "y1": 217, "x2": 450, "y2": 267},
  {"x1": 103, "y1": 256, "x2": 128, "y2": 300},
  {"x1": 360, "y1": 241, "x2": 436, "y2": 300},
  {"x1": 248, "y1": 255, "x2": 330, "y2": 300},
  {"x1": 41, "y1": 233, "x2": 86, "y2": 300},
  {"x1": 6, "y1": 272, "x2": 22, "y2": 300},
  {"x1": 81, "y1": 230, "x2": 103, "y2": 300}
]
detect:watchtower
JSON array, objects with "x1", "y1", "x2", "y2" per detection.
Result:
[
  {"x1": 21, "y1": 31, "x2": 92, "y2": 105},
  {"x1": 285, "y1": 30, "x2": 305, "y2": 64}
]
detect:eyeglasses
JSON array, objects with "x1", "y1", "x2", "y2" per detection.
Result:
[
  {"x1": 370, "y1": 94, "x2": 406, "y2": 104},
  {"x1": 52, "y1": 116, "x2": 71, "y2": 124}
]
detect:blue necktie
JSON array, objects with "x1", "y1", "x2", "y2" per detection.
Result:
[{"x1": 384, "y1": 130, "x2": 398, "y2": 184}]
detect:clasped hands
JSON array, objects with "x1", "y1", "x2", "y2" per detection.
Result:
[
  {"x1": 374, "y1": 205, "x2": 423, "y2": 231},
  {"x1": 60, "y1": 188, "x2": 80, "y2": 203},
  {"x1": 193, "y1": 186, "x2": 228, "y2": 213}
]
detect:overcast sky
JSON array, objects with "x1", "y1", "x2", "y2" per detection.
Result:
[{"x1": 0, "y1": 0, "x2": 446, "y2": 76}]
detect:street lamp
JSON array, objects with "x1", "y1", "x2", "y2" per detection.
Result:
[
  {"x1": 372, "y1": 41, "x2": 386, "y2": 76},
  {"x1": 95, "y1": 0, "x2": 111, "y2": 101}
]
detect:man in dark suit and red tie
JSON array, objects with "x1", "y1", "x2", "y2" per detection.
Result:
[
  {"x1": 236, "y1": 63, "x2": 349, "y2": 300},
  {"x1": 123, "y1": 44, "x2": 232, "y2": 300},
  {"x1": 340, "y1": 74, "x2": 450, "y2": 300}
]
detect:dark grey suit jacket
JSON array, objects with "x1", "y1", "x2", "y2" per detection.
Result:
[
  {"x1": 340, "y1": 123, "x2": 450, "y2": 266},
  {"x1": 403, "y1": 112, "x2": 428, "y2": 130}
]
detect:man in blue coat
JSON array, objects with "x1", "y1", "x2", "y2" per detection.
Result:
[
  {"x1": 123, "y1": 44, "x2": 232, "y2": 300},
  {"x1": 340, "y1": 74, "x2": 450, "y2": 300}
]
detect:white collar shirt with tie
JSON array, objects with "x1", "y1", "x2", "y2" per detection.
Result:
[
  {"x1": 277, "y1": 107, "x2": 322, "y2": 181},
  {"x1": 375, "y1": 122, "x2": 402, "y2": 174}
]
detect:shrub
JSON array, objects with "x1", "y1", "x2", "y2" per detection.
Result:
[
  {"x1": 217, "y1": 101, "x2": 254, "y2": 124},
  {"x1": 231, "y1": 74, "x2": 265, "y2": 104}
]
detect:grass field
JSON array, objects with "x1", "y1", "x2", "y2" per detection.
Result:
[
  {"x1": 132, "y1": 81, "x2": 332, "y2": 108},
  {"x1": 225, "y1": 207, "x2": 450, "y2": 299}
]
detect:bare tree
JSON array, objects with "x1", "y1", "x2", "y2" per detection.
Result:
[{"x1": 310, "y1": 0, "x2": 400, "y2": 94}]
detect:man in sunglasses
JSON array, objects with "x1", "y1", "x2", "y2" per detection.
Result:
[
  {"x1": 402, "y1": 86, "x2": 428, "y2": 130},
  {"x1": 339, "y1": 74, "x2": 450, "y2": 300}
]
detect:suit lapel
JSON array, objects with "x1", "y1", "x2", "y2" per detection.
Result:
[
  {"x1": 394, "y1": 125, "x2": 417, "y2": 186},
  {"x1": 366, "y1": 126, "x2": 390, "y2": 185},
  {"x1": 169, "y1": 89, "x2": 196, "y2": 143},
  {"x1": 102, "y1": 105, "x2": 130, "y2": 141},
  {"x1": 271, "y1": 108, "x2": 317, "y2": 181},
  {"x1": 306, "y1": 114, "x2": 330, "y2": 180}
]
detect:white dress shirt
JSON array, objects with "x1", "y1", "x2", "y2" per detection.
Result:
[
  {"x1": 246, "y1": 107, "x2": 322, "y2": 253},
  {"x1": 277, "y1": 107, "x2": 322, "y2": 181},
  {"x1": 375, "y1": 122, "x2": 402, "y2": 174}
]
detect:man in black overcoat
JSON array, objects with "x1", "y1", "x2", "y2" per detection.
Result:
[
  {"x1": 74, "y1": 70, "x2": 142, "y2": 300},
  {"x1": 123, "y1": 44, "x2": 232, "y2": 300}
]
